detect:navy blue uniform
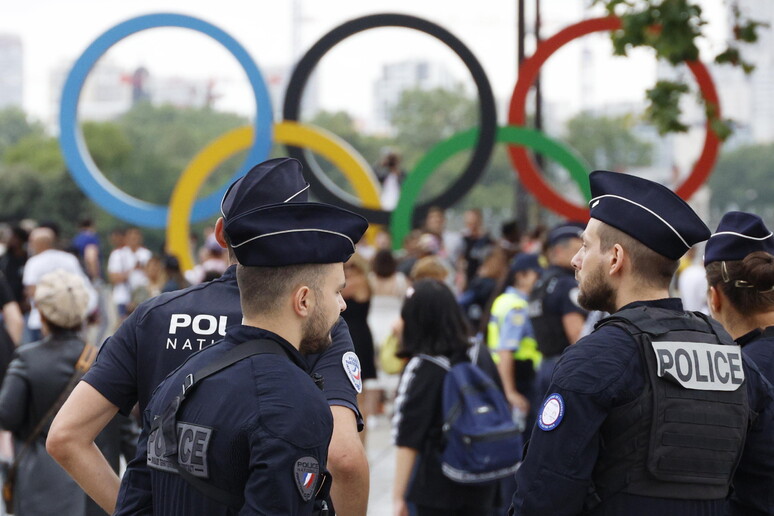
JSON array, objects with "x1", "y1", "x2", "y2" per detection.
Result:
[
  {"x1": 728, "y1": 327, "x2": 774, "y2": 516},
  {"x1": 511, "y1": 299, "x2": 772, "y2": 516},
  {"x1": 82, "y1": 265, "x2": 361, "y2": 424},
  {"x1": 115, "y1": 325, "x2": 333, "y2": 515}
]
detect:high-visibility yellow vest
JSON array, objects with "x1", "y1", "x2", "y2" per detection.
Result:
[{"x1": 487, "y1": 289, "x2": 542, "y2": 367}]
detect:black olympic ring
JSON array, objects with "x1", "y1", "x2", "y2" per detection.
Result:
[{"x1": 283, "y1": 13, "x2": 498, "y2": 226}]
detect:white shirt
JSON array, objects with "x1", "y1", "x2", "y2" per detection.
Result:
[
  {"x1": 107, "y1": 246, "x2": 152, "y2": 305},
  {"x1": 678, "y1": 263, "x2": 709, "y2": 314},
  {"x1": 23, "y1": 249, "x2": 97, "y2": 329}
]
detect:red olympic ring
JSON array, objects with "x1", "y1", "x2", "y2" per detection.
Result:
[{"x1": 508, "y1": 16, "x2": 721, "y2": 221}]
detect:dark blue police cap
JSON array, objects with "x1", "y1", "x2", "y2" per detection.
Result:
[
  {"x1": 510, "y1": 253, "x2": 542, "y2": 274},
  {"x1": 704, "y1": 211, "x2": 774, "y2": 265},
  {"x1": 220, "y1": 157, "x2": 309, "y2": 221},
  {"x1": 588, "y1": 170, "x2": 710, "y2": 260},
  {"x1": 546, "y1": 222, "x2": 585, "y2": 248},
  {"x1": 225, "y1": 203, "x2": 368, "y2": 266}
]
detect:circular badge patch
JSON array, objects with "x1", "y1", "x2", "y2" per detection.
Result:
[
  {"x1": 537, "y1": 393, "x2": 565, "y2": 431},
  {"x1": 342, "y1": 351, "x2": 363, "y2": 393}
]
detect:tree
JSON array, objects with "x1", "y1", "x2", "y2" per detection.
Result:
[
  {"x1": 595, "y1": 0, "x2": 765, "y2": 139},
  {"x1": 0, "y1": 107, "x2": 45, "y2": 160},
  {"x1": 563, "y1": 112, "x2": 652, "y2": 171},
  {"x1": 708, "y1": 143, "x2": 774, "y2": 220}
]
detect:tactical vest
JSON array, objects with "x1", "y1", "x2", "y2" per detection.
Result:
[
  {"x1": 588, "y1": 306, "x2": 748, "y2": 509},
  {"x1": 528, "y1": 268, "x2": 571, "y2": 357},
  {"x1": 487, "y1": 290, "x2": 542, "y2": 366}
]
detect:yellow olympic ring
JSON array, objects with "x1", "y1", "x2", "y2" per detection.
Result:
[{"x1": 167, "y1": 121, "x2": 381, "y2": 271}]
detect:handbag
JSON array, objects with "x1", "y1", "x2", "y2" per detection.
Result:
[
  {"x1": 2, "y1": 342, "x2": 97, "y2": 514},
  {"x1": 378, "y1": 332, "x2": 406, "y2": 375}
]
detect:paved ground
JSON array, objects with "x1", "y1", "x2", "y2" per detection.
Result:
[{"x1": 365, "y1": 414, "x2": 396, "y2": 516}]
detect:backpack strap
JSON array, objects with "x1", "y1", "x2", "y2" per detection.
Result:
[
  {"x1": 417, "y1": 353, "x2": 451, "y2": 371},
  {"x1": 153, "y1": 339, "x2": 285, "y2": 509}
]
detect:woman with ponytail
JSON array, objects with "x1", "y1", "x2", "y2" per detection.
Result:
[{"x1": 704, "y1": 211, "x2": 774, "y2": 516}]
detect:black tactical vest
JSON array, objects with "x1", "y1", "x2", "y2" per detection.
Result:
[
  {"x1": 528, "y1": 267, "x2": 572, "y2": 357},
  {"x1": 588, "y1": 306, "x2": 748, "y2": 508}
]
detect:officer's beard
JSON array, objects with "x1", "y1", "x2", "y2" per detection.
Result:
[
  {"x1": 299, "y1": 305, "x2": 334, "y2": 355},
  {"x1": 577, "y1": 262, "x2": 616, "y2": 314}
]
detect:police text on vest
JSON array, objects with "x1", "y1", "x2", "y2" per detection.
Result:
[{"x1": 650, "y1": 341, "x2": 744, "y2": 391}]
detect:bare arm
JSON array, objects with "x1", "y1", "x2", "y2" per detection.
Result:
[
  {"x1": 328, "y1": 405, "x2": 369, "y2": 516},
  {"x1": 47, "y1": 381, "x2": 122, "y2": 514},
  {"x1": 2, "y1": 301, "x2": 23, "y2": 345},
  {"x1": 563, "y1": 312, "x2": 586, "y2": 345},
  {"x1": 392, "y1": 446, "x2": 418, "y2": 516},
  {"x1": 497, "y1": 350, "x2": 529, "y2": 412},
  {"x1": 83, "y1": 244, "x2": 101, "y2": 281}
]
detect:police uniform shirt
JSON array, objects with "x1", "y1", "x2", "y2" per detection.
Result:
[
  {"x1": 83, "y1": 265, "x2": 362, "y2": 423},
  {"x1": 727, "y1": 327, "x2": 774, "y2": 516},
  {"x1": 511, "y1": 298, "x2": 735, "y2": 516},
  {"x1": 496, "y1": 287, "x2": 534, "y2": 352},
  {"x1": 115, "y1": 324, "x2": 333, "y2": 515},
  {"x1": 392, "y1": 353, "x2": 498, "y2": 511},
  {"x1": 541, "y1": 266, "x2": 586, "y2": 323}
]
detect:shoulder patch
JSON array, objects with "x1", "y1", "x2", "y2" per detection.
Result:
[
  {"x1": 537, "y1": 393, "x2": 565, "y2": 431},
  {"x1": 294, "y1": 456, "x2": 320, "y2": 502},
  {"x1": 342, "y1": 351, "x2": 363, "y2": 393}
]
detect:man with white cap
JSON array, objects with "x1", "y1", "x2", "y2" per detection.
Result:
[
  {"x1": 510, "y1": 171, "x2": 753, "y2": 515},
  {"x1": 114, "y1": 171, "x2": 369, "y2": 514}
]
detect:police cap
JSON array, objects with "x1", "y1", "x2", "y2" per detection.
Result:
[
  {"x1": 546, "y1": 222, "x2": 585, "y2": 248},
  {"x1": 588, "y1": 170, "x2": 710, "y2": 260},
  {"x1": 704, "y1": 211, "x2": 774, "y2": 265}
]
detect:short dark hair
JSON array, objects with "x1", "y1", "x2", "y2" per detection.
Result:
[
  {"x1": 706, "y1": 251, "x2": 774, "y2": 314},
  {"x1": 398, "y1": 279, "x2": 470, "y2": 359},
  {"x1": 236, "y1": 263, "x2": 326, "y2": 317},
  {"x1": 597, "y1": 223, "x2": 678, "y2": 288},
  {"x1": 371, "y1": 249, "x2": 397, "y2": 278}
]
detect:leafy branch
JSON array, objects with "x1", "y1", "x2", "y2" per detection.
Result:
[{"x1": 593, "y1": 0, "x2": 767, "y2": 140}]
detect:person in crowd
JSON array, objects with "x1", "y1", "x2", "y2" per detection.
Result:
[
  {"x1": 185, "y1": 234, "x2": 228, "y2": 285},
  {"x1": 126, "y1": 255, "x2": 165, "y2": 314},
  {"x1": 423, "y1": 206, "x2": 462, "y2": 264},
  {"x1": 71, "y1": 218, "x2": 102, "y2": 283},
  {"x1": 678, "y1": 245, "x2": 708, "y2": 313},
  {"x1": 410, "y1": 256, "x2": 452, "y2": 284},
  {"x1": 499, "y1": 220, "x2": 522, "y2": 263},
  {"x1": 113, "y1": 174, "x2": 368, "y2": 515},
  {"x1": 48, "y1": 158, "x2": 370, "y2": 516},
  {"x1": 528, "y1": 222, "x2": 587, "y2": 398},
  {"x1": 459, "y1": 245, "x2": 508, "y2": 333},
  {"x1": 458, "y1": 208, "x2": 495, "y2": 292},
  {"x1": 107, "y1": 226, "x2": 151, "y2": 320},
  {"x1": 703, "y1": 211, "x2": 774, "y2": 515},
  {"x1": 376, "y1": 150, "x2": 406, "y2": 211},
  {"x1": 511, "y1": 170, "x2": 764, "y2": 515},
  {"x1": 0, "y1": 226, "x2": 29, "y2": 313},
  {"x1": 0, "y1": 270, "x2": 92, "y2": 515},
  {"x1": 392, "y1": 279, "x2": 499, "y2": 516},
  {"x1": 23, "y1": 227, "x2": 96, "y2": 342},
  {"x1": 488, "y1": 253, "x2": 543, "y2": 432},
  {"x1": 368, "y1": 249, "x2": 409, "y2": 347},
  {"x1": 161, "y1": 254, "x2": 189, "y2": 293},
  {"x1": 341, "y1": 252, "x2": 378, "y2": 442}
]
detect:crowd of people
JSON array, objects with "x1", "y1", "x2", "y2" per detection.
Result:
[{"x1": 0, "y1": 157, "x2": 768, "y2": 515}]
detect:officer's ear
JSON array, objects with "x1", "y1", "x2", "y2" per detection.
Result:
[
  {"x1": 608, "y1": 243, "x2": 625, "y2": 276},
  {"x1": 293, "y1": 285, "x2": 313, "y2": 318},
  {"x1": 214, "y1": 218, "x2": 228, "y2": 249},
  {"x1": 708, "y1": 285, "x2": 722, "y2": 317}
]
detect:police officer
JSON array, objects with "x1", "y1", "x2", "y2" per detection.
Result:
[
  {"x1": 510, "y1": 171, "x2": 760, "y2": 515},
  {"x1": 703, "y1": 211, "x2": 774, "y2": 515},
  {"x1": 487, "y1": 253, "x2": 543, "y2": 433},
  {"x1": 114, "y1": 187, "x2": 369, "y2": 514},
  {"x1": 48, "y1": 159, "x2": 370, "y2": 515},
  {"x1": 528, "y1": 222, "x2": 587, "y2": 398}
]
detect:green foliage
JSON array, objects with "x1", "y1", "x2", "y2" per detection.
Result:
[
  {"x1": 0, "y1": 107, "x2": 45, "y2": 160},
  {"x1": 708, "y1": 143, "x2": 774, "y2": 218},
  {"x1": 564, "y1": 111, "x2": 652, "y2": 169},
  {"x1": 594, "y1": 0, "x2": 764, "y2": 139}
]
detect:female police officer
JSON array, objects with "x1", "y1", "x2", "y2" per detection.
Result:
[{"x1": 704, "y1": 211, "x2": 774, "y2": 516}]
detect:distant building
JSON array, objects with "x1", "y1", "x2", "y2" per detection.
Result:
[
  {"x1": 0, "y1": 34, "x2": 23, "y2": 109},
  {"x1": 373, "y1": 60, "x2": 456, "y2": 134}
]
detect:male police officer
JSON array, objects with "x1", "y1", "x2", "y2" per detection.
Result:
[
  {"x1": 114, "y1": 187, "x2": 368, "y2": 514},
  {"x1": 528, "y1": 222, "x2": 587, "y2": 398},
  {"x1": 48, "y1": 158, "x2": 370, "y2": 514},
  {"x1": 510, "y1": 171, "x2": 755, "y2": 515}
]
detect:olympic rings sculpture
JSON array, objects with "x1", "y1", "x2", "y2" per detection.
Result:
[{"x1": 58, "y1": 12, "x2": 723, "y2": 268}]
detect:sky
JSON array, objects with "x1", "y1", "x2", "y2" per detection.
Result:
[{"x1": 0, "y1": 0, "x2": 731, "y2": 130}]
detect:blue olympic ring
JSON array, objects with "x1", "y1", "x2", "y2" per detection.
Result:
[{"x1": 59, "y1": 13, "x2": 273, "y2": 228}]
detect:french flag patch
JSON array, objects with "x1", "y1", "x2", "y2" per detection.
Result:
[{"x1": 294, "y1": 456, "x2": 320, "y2": 502}]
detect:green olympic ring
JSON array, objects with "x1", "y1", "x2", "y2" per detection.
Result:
[{"x1": 390, "y1": 125, "x2": 591, "y2": 248}]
